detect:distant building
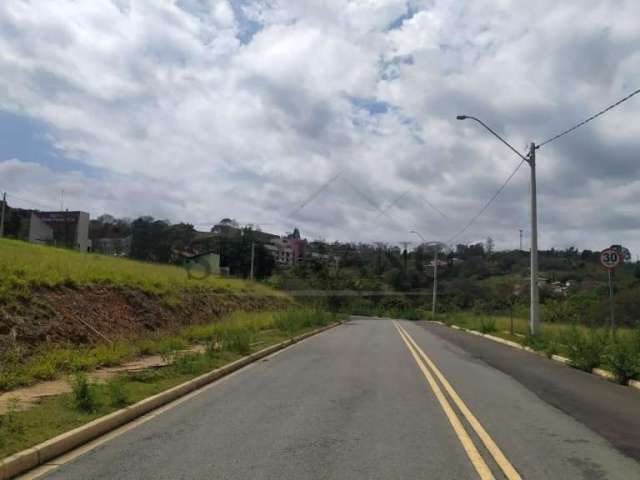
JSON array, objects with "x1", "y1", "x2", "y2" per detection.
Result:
[
  {"x1": 266, "y1": 235, "x2": 306, "y2": 267},
  {"x1": 266, "y1": 237, "x2": 295, "y2": 266},
  {"x1": 2, "y1": 203, "x2": 90, "y2": 252},
  {"x1": 23, "y1": 212, "x2": 54, "y2": 244},
  {"x1": 92, "y1": 236, "x2": 132, "y2": 256}
]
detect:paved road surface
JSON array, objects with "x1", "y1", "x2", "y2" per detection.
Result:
[
  {"x1": 30, "y1": 318, "x2": 640, "y2": 479},
  {"x1": 421, "y1": 321, "x2": 640, "y2": 461}
]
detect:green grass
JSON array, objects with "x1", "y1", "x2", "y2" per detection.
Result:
[
  {"x1": 438, "y1": 311, "x2": 640, "y2": 381},
  {"x1": 1, "y1": 309, "x2": 340, "y2": 391},
  {"x1": 0, "y1": 238, "x2": 283, "y2": 303},
  {"x1": 0, "y1": 308, "x2": 343, "y2": 459}
]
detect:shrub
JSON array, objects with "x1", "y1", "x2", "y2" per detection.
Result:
[
  {"x1": 565, "y1": 327, "x2": 608, "y2": 372},
  {"x1": 92, "y1": 343, "x2": 133, "y2": 367},
  {"x1": 542, "y1": 300, "x2": 580, "y2": 324},
  {"x1": 217, "y1": 327, "x2": 252, "y2": 355},
  {"x1": 108, "y1": 379, "x2": 130, "y2": 408},
  {"x1": 71, "y1": 373, "x2": 97, "y2": 413},
  {"x1": 399, "y1": 308, "x2": 422, "y2": 321},
  {"x1": 604, "y1": 332, "x2": 640, "y2": 384},
  {"x1": 479, "y1": 317, "x2": 497, "y2": 333},
  {"x1": 524, "y1": 331, "x2": 560, "y2": 358},
  {"x1": 172, "y1": 353, "x2": 205, "y2": 375},
  {"x1": 26, "y1": 359, "x2": 58, "y2": 381}
]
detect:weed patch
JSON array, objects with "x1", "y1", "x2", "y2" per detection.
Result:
[
  {"x1": 107, "y1": 379, "x2": 130, "y2": 408},
  {"x1": 604, "y1": 331, "x2": 640, "y2": 384},
  {"x1": 565, "y1": 327, "x2": 608, "y2": 372},
  {"x1": 71, "y1": 373, "x2": 98, "y2": 413},
  {"x1": 479, "y1": 317, "x2": 497, "y2": 333}
]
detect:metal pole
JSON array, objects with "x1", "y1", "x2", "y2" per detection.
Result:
[
  {"x1": 249, "y1": 242, "x2": 255, "y2": 281},
  {"x1": 519, "y1": 229, "x2": 523, "y2": 251},
  {"x1": 0, "y1": 192, "x2": 6, "y2": 237},
  {"x1": 432, "y1": 247, "x2": 438, "y2": 319},
  {"x1": 608, "y1": 269, "x2": 615, "y2": 330},
  {"x1": 528, "y1": 143, "x2": 540, "y2": 335}
]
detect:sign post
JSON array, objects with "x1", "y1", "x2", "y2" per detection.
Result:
[{"x1": 600, "y1": 248, "x2": 622, "y2": 330}]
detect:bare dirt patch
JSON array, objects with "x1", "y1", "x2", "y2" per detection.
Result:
[{"x1": 0, "y1": 286, "x2": 290, "y2": 351}]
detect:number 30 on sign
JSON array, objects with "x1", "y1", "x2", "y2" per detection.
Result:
[{"x1": 600, "y1": 248, "x2": 621, "y2": 270}]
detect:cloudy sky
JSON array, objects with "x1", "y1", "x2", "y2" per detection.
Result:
[{"x1": 1, "y1": 0, "x2": 639, "y2": 254}]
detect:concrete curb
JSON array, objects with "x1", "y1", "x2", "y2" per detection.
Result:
[
  {"x1": 0, "y1": 322, "x2": 341, "y2": 480},
  {"x1": 432, "y1": 322, "x2": 636, "y2": 391},
  {"x1": 592, "y1": 368, "x2": 617, "y2": 382}
]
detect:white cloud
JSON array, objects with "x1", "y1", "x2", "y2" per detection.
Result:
[{"x1": 0, "y1": 0, "x2": 639, "y2": 255}]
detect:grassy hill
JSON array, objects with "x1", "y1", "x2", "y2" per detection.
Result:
[
  {"x1": 0, "y1": 238, "x2": 282, "y2": 303},
  {"x1": 0, "y1": 238, "x2": 291, "y2": 353}
]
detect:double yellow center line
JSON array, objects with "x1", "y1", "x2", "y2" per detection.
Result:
[{"x1": 393, "y1": 321, "x2": 521, "y2": 480}]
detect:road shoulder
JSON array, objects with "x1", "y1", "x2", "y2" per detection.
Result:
[{"x1": 418, "y1": 320, "x2": 640, "y2": 462}]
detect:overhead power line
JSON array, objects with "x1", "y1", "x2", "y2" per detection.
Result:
[
  {"x1": 420, "y1": 194, "x2": 449, "y2": 220},
  {"x1": 447, "y1": 159, "x2": 526, "y2": 244},
  {"x1": 288, "y1": 171, "x2": 344, "y2": 218},
  {"x1": 538, "y1": 88, "x2": 640, "y2": 148},
  {"x1": 341, "y1": 177, "x2": 396, "y2": 222},
  {"x1": 374, "y1": 190, "x2": 410, "y2": 220}
]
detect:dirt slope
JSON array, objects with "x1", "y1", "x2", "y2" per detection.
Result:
[{"x1": 0, "y1": 285, "x2": 291, "y2": 350}]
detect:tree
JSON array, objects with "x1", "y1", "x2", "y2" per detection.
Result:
[{"x1": 485, "y1": 237, "x2": 494, "y2": 255}]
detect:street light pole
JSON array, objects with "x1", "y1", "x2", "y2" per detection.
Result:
[
  {"x1": 410, "y1": 231, "x2": 446, "y2": 320},
  {"x1": 456, "y1": 115, "x2": 540, "y2": 334},
  {"x1": 249, "y1": 241, "x2": 255, "y2": 281},
  {"x1": 527, "y1": 143, "x2": 540, "y2": 335},
  {"x1": 432, "y1": 247, "x2": 438, "y2": 319}
]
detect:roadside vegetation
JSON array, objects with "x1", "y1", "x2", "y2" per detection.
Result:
[
  {"x1": 0, "y1": 308, "x2": 341, "y2": 459},
  {"x1": 0, "y1": 238, "x2": 281, "y2": 304},
  {"x1": 0, "y1": 309, "x2": 335, "y2": 392},
  {"x1": 438, "y1": 311, "x2": 640, "y2": 384}
]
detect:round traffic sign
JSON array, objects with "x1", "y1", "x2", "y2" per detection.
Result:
[{"x1": 600, "y1": 248, "x2": 621, "y2": 270}]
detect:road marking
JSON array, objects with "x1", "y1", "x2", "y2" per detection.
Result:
[
  {"x1": 396, "y1": 322, "x2": 522, "y2": 480},
  {"x1": 16, "y1": 333, "x2": 323, "y2": 480},
  {"x1": 393, "y1": 322, "x2": 495, "y2": 480}
]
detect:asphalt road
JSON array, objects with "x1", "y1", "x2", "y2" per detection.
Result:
[{"x1": 33, "y1": 318, "x2": 640, "y2": 480}]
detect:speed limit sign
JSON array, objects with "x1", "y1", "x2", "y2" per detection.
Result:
[{"x1": 600, "y1": 248, "x2": 621, "y2": 270}]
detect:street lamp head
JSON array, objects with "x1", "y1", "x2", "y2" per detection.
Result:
[{"x1": 456, "y1": 115, "x2": 468, "y2": 120}]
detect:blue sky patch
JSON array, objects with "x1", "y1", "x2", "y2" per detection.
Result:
[
  {"x1": 350, "y1": 97, "x2": 391, "y2": 115},
  {"x1": 386, "y1": 3, "x2": 420, "y2": 31},
  {"x1": 0, "y1": 110, "x2": 101, "y2": 177}
]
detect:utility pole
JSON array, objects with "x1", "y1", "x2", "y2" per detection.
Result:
[
  {"x1": 528, "y1": 143, "x2": 540, "y2": 335},
  {"x1": 456, "y1": 115, "x2": 540, "y2": 335},
  {"x1": 432, "y1": 246, "x2": 439, "y2": 319},
  {"x1": 0, "y1": 192, "x2": 6, "y2": 238},
  {"x1": 400, "y1": 241, "x2": 411, "y2": 275},
  {"x1": 519, "y1": 229, "x2": 523, "y2": 251},
  {"x1": 608, "y1": 269, "x2": 615, "y2": 330},
  {"x1": 249, "y1": 241, "x2": 255, "y2": 281},
  {"x1": 410, "y1": 231, "x2": 446, "y2": 320}
]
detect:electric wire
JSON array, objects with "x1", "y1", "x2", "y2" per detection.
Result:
[
  {"x1": 537, "y1": 88, "x2": 640, "y2": 148},
  {"x1": 447, "y1": 159, "x2": 526, "y2": 244}
]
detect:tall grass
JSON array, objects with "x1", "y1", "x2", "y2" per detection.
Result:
[
  {"x1": 0, "y1": 238, "x2": 283, "y2": 303},
  {"x1": 438, "y1": 311, "x2": 640, "y2": 383},
  {"x1": 0, "y1": 308, "x2": 341, "y2": 392}
]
